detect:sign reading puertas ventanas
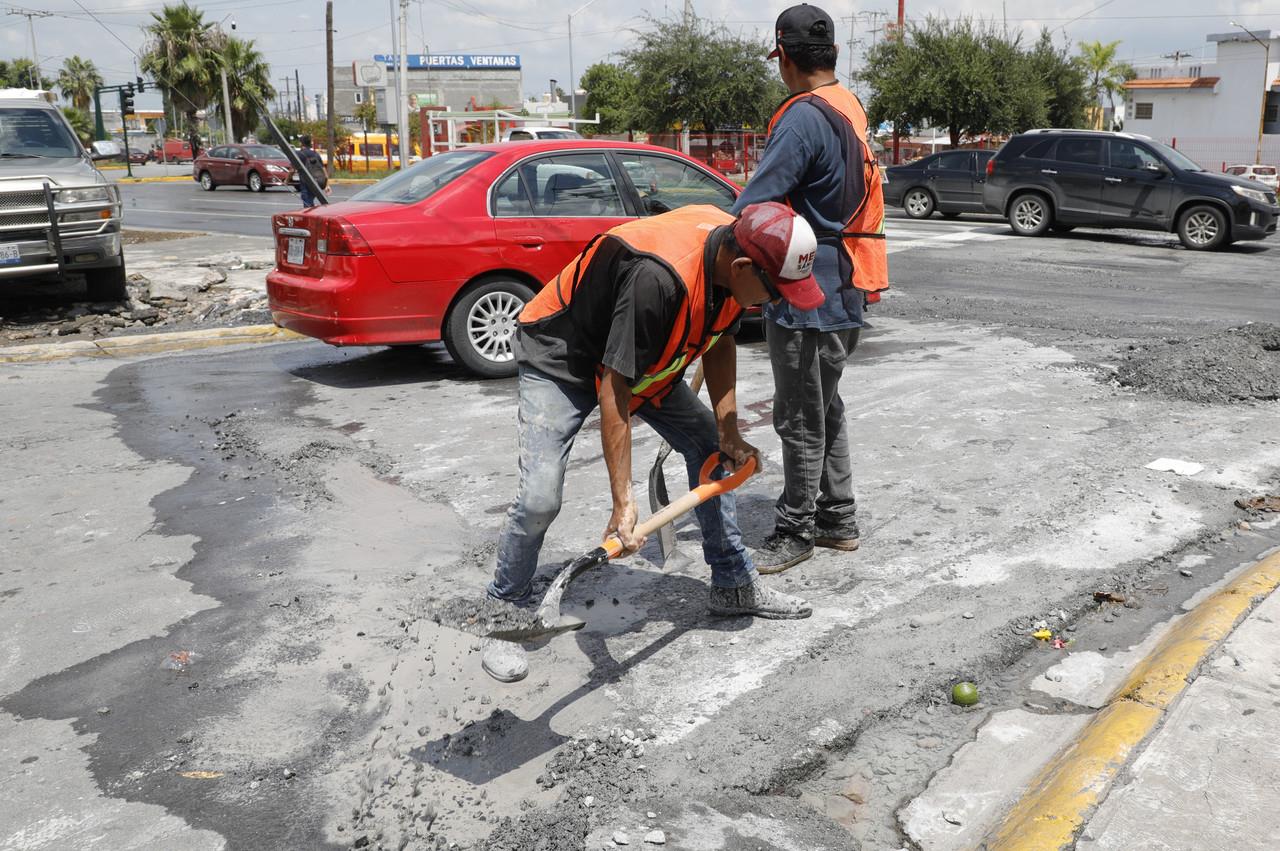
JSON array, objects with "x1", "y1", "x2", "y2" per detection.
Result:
[{"x1": 372, "y1": 54, "x2": 521, "y2": 70}]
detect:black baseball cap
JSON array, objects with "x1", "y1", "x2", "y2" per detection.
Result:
[{"x1": 768, "y1": 4, "x2": 836, "y2": 59}]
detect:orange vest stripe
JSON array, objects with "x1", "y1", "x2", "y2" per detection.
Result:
[
  {"x1": 519, "y1": 205, "x2": 742, "y2": 412},
  {"x1": 766, "y1": 85, "x2": 889, "y2": 300}
]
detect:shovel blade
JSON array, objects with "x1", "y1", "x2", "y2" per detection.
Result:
[
  {"x1": 483, "y1": 614, "x2": 586, "y2": 643},
  {"x1": 648, "y1": 445, "x2": 677, "y2": 560}
]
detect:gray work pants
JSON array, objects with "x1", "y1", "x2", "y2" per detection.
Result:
[{"x1": 765, "y1": 323, "x2": 860, "y2": 538}]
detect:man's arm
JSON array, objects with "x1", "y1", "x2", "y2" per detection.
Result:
[
  {"x1": 701, "y1": 336, "x2": 759, "y2": 472},
  {"x1": 598, "y1": 366, "x2": 644, "y2": 554},
  {"x1": 731, "y1": 121, "x2": 812, "y2": 214}
]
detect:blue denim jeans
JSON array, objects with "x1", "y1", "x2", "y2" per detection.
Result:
[{"x1": 487, "y1": 366, "x2": 757, "y2": 603}]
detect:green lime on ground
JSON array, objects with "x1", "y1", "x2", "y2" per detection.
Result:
[{"x1": 952, "y1": 681, "x2": 979, "y2": 706}]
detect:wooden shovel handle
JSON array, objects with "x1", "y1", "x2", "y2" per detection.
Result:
[{"x1": 604, "y1": 454, "x2": 757, "y2": 558}]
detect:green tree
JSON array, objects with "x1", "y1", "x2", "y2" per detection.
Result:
[
  {"x1": 354, "y1": 96, "x2": 378, "y2": 131},
  {"x1": 0, "y1": 59, "x2": 54, "y2": 90},
  {"x1": 1028, "y1": 30, "x2": 1089, "y2": 129},
  {"x1": 1078, "y1": 40, "x2": 1134, "y2": 130},
  {"x1": 862, "y1": 16, "x2": 1051, "y2": 146},
  {"x1": 580, "y1": 62, "x2": 636, "y2": 135},
  {"x1": 141, "y1": 2, "x2": 221, "y2": 144},
  {"x1": 61, "y1": 106, "x2": 93, "y2": 145},
  {"x1": 57, "y1": 56, "x2": 103, "y2": 112},
  {"x1": 622, "y1": 13, "x2": 785, "y2": 144},
  {"x1": 211, "y1": 37, "x2": 275, "y2": 142}
]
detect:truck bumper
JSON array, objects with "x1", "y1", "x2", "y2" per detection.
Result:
[{"x1": 0, "y1": 229, "x2": 122, "y2": 279}]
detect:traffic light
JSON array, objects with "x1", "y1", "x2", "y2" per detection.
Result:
[
  {"x1": 136, "y1": 76, "x2": 145, "y2": 93},
  {"x1": 119, "y1": 84, "x2": 135, "y2": 115}
]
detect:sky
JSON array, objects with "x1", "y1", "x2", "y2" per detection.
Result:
[{"x1": 4, "y1": 0, "x2": 1279, "y2": 114}]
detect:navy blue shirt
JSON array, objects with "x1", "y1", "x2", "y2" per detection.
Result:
[{"x1": 732, "y1": 97, "x2": 863, "y2": 330}]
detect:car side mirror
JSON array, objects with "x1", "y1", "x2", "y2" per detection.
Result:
[
  {"x1": 1143, "y1": 162, "x2": 1167, "y2": 175},
  {"x1": 644, "y1": 197, "x2": 672, "y2": 215}
]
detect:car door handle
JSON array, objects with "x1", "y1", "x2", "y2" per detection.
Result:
[
  {"x1": 514, "y1": 236, "x2": 544, "y2": 248},
  {"x1": 1041, "y1": 169, "x2": 1058, "y2": 175},
  {"x1": 1104, "y1": 177, "x2": 1122, "y2": 183}
]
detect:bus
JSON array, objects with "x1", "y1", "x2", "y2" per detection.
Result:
[{"x1": 334, "y1": 132, "x2": 421, "y2": 173}]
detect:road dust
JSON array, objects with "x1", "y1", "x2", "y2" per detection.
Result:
[{"x1": 1115, "y1": 323, "x2": 1280, "y2": 403}]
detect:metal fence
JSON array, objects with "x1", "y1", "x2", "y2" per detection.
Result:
[{"x1": 1157, "y1": 137, "x2": 1280, "y2": 171}]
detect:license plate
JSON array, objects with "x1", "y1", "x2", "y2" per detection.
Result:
[
  {"x1": 287, "y1": 237, "x2": 304, "y2": 265},
  {"x1": 0, "y1": 244, "x2": 19, "y2": 266}
]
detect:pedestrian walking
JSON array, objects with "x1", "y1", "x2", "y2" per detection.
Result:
[
  {"x1": 480, "y1": 203, "x2": 825, "y2": 683},
  {"x1": 296, "y1": 134, "x2": 330, "y2": 209},
  {"x1": 732, "y1": 3, "x2": 888, "y2": 573}
]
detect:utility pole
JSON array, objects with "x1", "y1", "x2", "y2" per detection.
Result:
[
  {"x1": 7, "y1": 8, "x2": 52, "y2": 89},
  {"x1": 892, "y1": 0, "x2": 904, "y2": 164},
  {"x1": 397, "y1": 0, "x2": 410, "y2": 169},
  {"x1": 295, "y1": 69, "x2": 303, "y2": 120},
  {"x1": 326, "y1": 1, "x2": 336, "y2": 175},
  {"x1": 281, "y1": 77, "x2": 293, "y2": 119},
  {"x1": 1162, "y1": 50, "x2": 1193, "y2": 69}
]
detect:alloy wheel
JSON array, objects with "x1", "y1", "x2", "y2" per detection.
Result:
[
  {"x1": 467, "y1": 290, "x2": 523, "y2": 363},
  {"x1": 249, "y1": 173, "x2": 263, "y2": 192},
  {"x1": 1013, "y1": 198, "x2": 1044, "y2": 231},
  {"x1": 1184, "y1": 211, "x2": 1219, "y2": 246},
  {"x1": 905, "y1": 190, "x2": 931, "y2": 217}
]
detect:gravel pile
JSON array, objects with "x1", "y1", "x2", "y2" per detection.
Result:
[{"x1": 1114, "y1": 324, "x2": 1280, "y2": 403}]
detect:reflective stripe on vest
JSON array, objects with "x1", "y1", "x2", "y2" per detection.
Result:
[
  {"x1": 766, "y1": 84, "x2": 889, "y2": 299},
  {"x1": 518, "y1": 205, "x2": 742, "y2": 412}
]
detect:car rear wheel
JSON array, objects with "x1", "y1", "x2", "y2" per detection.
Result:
[
  {"x1": 247, "y1": 171, "x2": 264, "y2": 192},
  {"x1": 1008, "y1": 193, "x2": 1052, "y2": 236},
  {"x1": 904, "y1": 188, "x2": 934, "y2": 219},
  {"x1": 199, "y1": 171, "x2": 216, "y2": 191},
  {"x1": 1177, "y1": 205, "x2": 1228, "y2": 250},
  {"x1": 444, "y1": 278, "x2": 534, "y2": 378},
  {"x1": 84, "y1": 263, "x2": 128, "y2": 302}
]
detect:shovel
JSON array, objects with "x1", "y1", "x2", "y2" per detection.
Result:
[
  {"x1": 647, "y1": 364, "x2": 705, "y2": 560},
  {"x1": 479, "y1": 452, "x2": 756, "y2": 643}
]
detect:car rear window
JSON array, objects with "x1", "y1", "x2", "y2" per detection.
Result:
[
  {"x1": 1254, "y1": 167, "x2": 1277, "y2": 175},
  {"x1": 1054, "y1": 138, "x2": 1102, "y2": 165},
  {"x1": 350, "y1": 150, "x2": 494, "y2": 204},
  {"x1": 1020, "y1": 138, "x2": 1056, "y2": 160}
]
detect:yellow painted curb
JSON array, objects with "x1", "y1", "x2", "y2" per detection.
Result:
[
  {"x1": 331, "y1": 178, "x2": 378, "y2": 184},
  {"x1": 987, "y1": 550, "x2": 1280, "y2": 851},
  {"x1": 0, "y1": 325, "x2": 303, "y2": 364},
  {"x1": 113, "y1": 175, "x2": 193, "y2": 184}
]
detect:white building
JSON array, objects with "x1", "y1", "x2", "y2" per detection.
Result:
[{"x1": 1124, "y1": 29, "x2": 1280, "y2": 167}]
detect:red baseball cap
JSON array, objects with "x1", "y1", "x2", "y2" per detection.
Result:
[{"x1": 732, "y1": 202, "x2": 825, "y2": 311}]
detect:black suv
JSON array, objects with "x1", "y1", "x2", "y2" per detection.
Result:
[{"x1": 983, "y1": 129, "x2": 1279, "y2": 250}]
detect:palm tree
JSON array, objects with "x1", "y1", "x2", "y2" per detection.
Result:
[
  {"x1": 61, "y1": 106, "x2": 93, "y2": 145},
  {"x1": 57, "y1": 56, "x2": 103, "y2": 112},
  {"x1": 1078, "y1": 40, "x2": 1135, "y2": 130},
  {"x1": 141, "y1": 2, "x2": 221, "y2": 145},
  {"x1": 213, "y1": 37, "x2": 276, "y2": 142}
]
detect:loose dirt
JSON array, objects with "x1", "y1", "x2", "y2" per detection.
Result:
[
  {"x1": 1114, "y1": 323, "x2": 1280, "y2": 403},
  {"x1": 429, "y1": 596, "x2": 543, "y2": 637}
]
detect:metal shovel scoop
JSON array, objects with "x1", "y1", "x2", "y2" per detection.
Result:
[
  {"x1": 479, "y1": 452, "x2": 757, "y2": 643},
  {"x1": 647, "y1": 364, "x2": 705, "y2": 560}
]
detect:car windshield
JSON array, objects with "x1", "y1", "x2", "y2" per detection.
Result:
[
  {"x1": 351, "y1": 150, "x2": 494, "y2": 204},
  {"x1": 1253, "y1": 166, "x2": 1277, "y2": 176},
  {"x1": 0, "y1": 107, "x2": 80, "y2": 158},
  {"x1": 1148, "y1": 141, "x2": 1203, "y2": 172},
  {"x1": 243, "y1": 145, "x2": 285, "y2": 159}
]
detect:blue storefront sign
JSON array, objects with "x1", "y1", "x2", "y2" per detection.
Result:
[{"x1": 373, "y1": 54, "x2": 521, "y2": 70}]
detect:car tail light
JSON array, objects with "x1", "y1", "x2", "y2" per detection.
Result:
[
  {"x1": 319, "y1": 217, "x2": 372, "y2": 256},
  {"x1": 986, "y1": 158, "x2": 996, "y2": 177}
]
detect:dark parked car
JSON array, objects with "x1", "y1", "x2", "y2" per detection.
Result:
[
  {"x1": 983, "y1": 129, "x2": 1279, "y2": 250},
  {"x1": 883, "y1": 149, "x2": 996, "y2": 219},
  {"x1": 193, "y1": 144, "x2": 296, "y2": 192}
]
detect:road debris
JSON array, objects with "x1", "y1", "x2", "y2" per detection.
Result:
[
  {"x1": 1032, "y1": 629, "x2": 1053, "y2": 641},
  {"x1": 179, "y1": 770, "x2": 224, "y2": 780},
  {"x1": 162, "y1": 650, "x2": 196, "y2": 671},
  {"x1": 428, "y1": 596, "x2": 543, "y2": 638},
  {"x1": 951, "y1": 682, "x2": 979, "y2": 706},
  {"x1": 1093, "y1": 591, "x2": 1126, "y2": 604},
  {"x1": 1144, "y1": 458, "x2": 1204, "y2": 476},
  {"x1": 1115, "y1": 324, "x2": 1280, "y2": 403},
  {"x1": 1236, "y1": 495, "x2": 1280, "y2": 512},
  {"x1": 643, "y1": 829, "x2": 667, "y2": 845}
]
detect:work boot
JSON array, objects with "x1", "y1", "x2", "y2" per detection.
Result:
[
  {"x1": 815, "y1": 521, "x2": 860, "y2": 552},
  {"x1": 753, "y1": 530, "x2": 814, "y2": 574},
  {"x1": 480, "y1": 639, "x2": 528, "y2": 683},
  {"x1": 708, "y1": 580, "x2": 812, "y2": 619}
]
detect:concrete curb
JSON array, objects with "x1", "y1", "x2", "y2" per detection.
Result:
[
  {"x1": 986, "y1": 550, "x2": 1280, "y2": 850},
  {"x1": 0, "y1": 325, "x2": 303, "y2": 364},
  {"x1": 331, "y1": 178, "x2": 379, "y2": 184}
]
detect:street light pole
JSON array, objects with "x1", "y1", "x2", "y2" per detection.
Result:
[
  {"x1": 567, "y1": 0, "x2": 601, "y2": 120},
  {"x1": 397, "y1": 0, "x2": 410, "y2": 169},
  {"x1": 1231, "y1": 21, "x2": 1271, "y2": 165}
]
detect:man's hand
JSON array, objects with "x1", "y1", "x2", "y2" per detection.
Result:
[
  {"x1": 718, "y1": 425, "x2": 761, "y2": 473},
  {"x1": 604, "y1": 498, "x2": 645, "y2": 554}
]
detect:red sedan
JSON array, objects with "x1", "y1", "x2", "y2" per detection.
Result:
[
  {"x1": 194, "y1": 144, "x2": 297, "y2": 192},
  {"x1": 266, "y1": 140, "x2": 741, "y2": 377}
]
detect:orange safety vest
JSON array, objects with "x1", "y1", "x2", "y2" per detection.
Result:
[
  {"x1": 519, "y1": 205, "x2": 744, "y2": 412},
  {"x1": 766, "y1": 83, "x2": 889, "y2": 303}
]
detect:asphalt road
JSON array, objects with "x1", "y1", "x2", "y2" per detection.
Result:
[
  {"x1": 4, "y1": 203, "x2": 1280, "y2": 850},
  {"x1": 119, "y1": 181, "x2": 366, "y2": 237}
]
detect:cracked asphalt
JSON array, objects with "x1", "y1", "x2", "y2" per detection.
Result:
[{"x1": 2, "y1": 208, "x2": 1278, "y2": 851}]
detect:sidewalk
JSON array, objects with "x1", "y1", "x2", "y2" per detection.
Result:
[{"x1": 1076, "y1": 578, "x2": 1280, "y2": 849}]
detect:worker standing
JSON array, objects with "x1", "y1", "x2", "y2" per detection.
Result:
[
  {"x1": 733, "y1": 3, "x2": 888, "y2": 573},
  {"x1": 481, "y1": 203, "x2": 826, "y2": 683}
]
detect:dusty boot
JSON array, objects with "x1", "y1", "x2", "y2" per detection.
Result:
[
  {"x1": 481, "y1": 639, "x2": 528, "y2": 683},
  {"x1": 752, "y1": 530, "x2": 814, "y2": 574},
  {"x1": 708, "y1": 580, "x2": 812, "y2": 619},
  {"x1": 815, "y1": 520, "x2": 860, "y2": 552}
]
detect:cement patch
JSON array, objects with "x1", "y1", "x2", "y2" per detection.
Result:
[{"x1": 898, "y1": 709, "x2": 1089, "y2": 851}]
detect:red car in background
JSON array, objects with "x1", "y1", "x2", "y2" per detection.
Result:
[
  {"x1": 267, "y1": 140, "x2": 741, "y2": 377},
  {"x1": 194, "y1": 143, "x2": 297, "y2": 192}
]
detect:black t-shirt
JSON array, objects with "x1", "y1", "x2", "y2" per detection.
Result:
[{"x1": 516, "y1": 226, "x2": 740, "y2": 388}]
